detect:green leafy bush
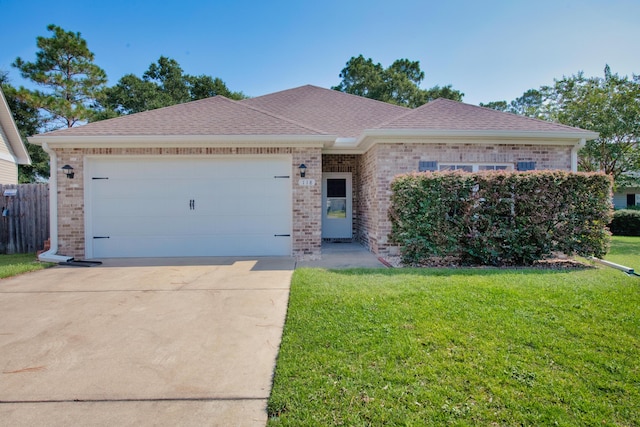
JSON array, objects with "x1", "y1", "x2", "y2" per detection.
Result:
[
  {"x1": 389, "y1": 171, "x2": 612, "y2": 266},
  {"x1": 609, "y1": 209, "x2": 640, "y2": 236}
]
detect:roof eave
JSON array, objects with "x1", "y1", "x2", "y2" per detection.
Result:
[
  {"x1": 351, "y1": 128, "x2": 598, "y2": 151},
  {"x1": 28, "y1": 134, "x2": 335, "y2": 148},
  {"x1": 362, "y1": 128, "x2": 599, "y2": 140},
  {"x1": 0, "y1": 89, "x2": 31, "y2": 165}
]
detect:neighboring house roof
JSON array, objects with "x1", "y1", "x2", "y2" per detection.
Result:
[
  {"x1": 0, "y1": 87, "x2": 31, "y2": 165},
  {"x1": 242, "y1": 85, "x2": 409, "y2": 138}
]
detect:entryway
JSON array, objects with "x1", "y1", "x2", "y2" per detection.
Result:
[{"x1": 321, "y1": 172, "x2": 352, "y2": 239}]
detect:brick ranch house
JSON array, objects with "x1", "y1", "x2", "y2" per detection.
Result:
[{"x1": 30, "y1": 85, "x2": 598, "y2": 262}]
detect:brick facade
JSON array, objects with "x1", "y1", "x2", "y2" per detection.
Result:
[
  {"x1": 52, "y1": 141, "x2": 574, "y2": 260},
  {"x1": 54, "y1": 146, "x2": 322, "y2": 260},
  {"x1": 358, "y1": 142, "x2": 574, "y2": 255}
]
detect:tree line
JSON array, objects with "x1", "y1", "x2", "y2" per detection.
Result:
[
  {"x1": 480, "y1": 65, "x2": 640, "y2": 188},
  {"x1": 2, "y1": 24, "x2": 638, "y2": 189}
]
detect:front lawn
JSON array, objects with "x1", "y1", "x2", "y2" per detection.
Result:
[
  {"x1": 605, "y1": 235, "x2": 640, "y2": 268},
  {"x1": 268, "y1": 237, "x2": 640, "y2": 425},
  {"x1": 0, "y1": 253, "x2": 53, "y2": 279}
]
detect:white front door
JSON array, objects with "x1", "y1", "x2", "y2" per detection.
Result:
[{"x1": 321, "y1": 172, "x2": 352, "y2": 239}]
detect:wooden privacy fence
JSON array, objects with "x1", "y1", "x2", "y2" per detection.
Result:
[{"x1": 0, "y1": 184, "x2": 49, "y2": 254}]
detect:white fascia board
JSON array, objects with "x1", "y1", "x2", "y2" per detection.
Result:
[
  {"x1": 351, "y1": 129, "x2": 599, "y2": 153},
  {"x1": 28, "y1": 134, "x2": 334, "y2": 148},
  {"x1": 323, "y1": 148, "x2": 367, "y2": 155},
  {"x1": 0, "y1": 89, "x2": 31, "y2": 165},
  {"x1": 358, "y1": 128, "x2": 599, "y2": 143}
]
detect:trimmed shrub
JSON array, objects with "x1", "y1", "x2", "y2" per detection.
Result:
[
  {"x1": 389, "y1": 171, "x2": 612, "y2": 266},
  {"x1": 609, "y1": 209, "x2": 640, "y2": 236}
]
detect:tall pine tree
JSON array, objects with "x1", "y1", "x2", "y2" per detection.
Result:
[{"x1": 12, "y1": 24, "x2": 108, "y2": 130}]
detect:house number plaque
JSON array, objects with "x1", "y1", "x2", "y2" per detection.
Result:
[{"x1": 298, "y1": 179, "x2": 316, "y2": 186}]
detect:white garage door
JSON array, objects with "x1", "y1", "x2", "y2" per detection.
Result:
[{"x1": 86, "y1": 157, "x2": 292, "y2": 258}]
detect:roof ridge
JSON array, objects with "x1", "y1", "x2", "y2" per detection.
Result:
[
  {"x1": 245, "y1": 84, "x2": 412, "y2": 111},
  {"x1": 231, "y1": 95, "x2": 329, "y2": 135},
  {"x1": 374, "y1": 100, "x2": 426, "y2": 128}
]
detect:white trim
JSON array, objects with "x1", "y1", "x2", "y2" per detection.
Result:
[
  {"x1": 0, "y1": 88, "x2": 31, "y2": 165},
  {"x1": 37, "y1": 143, "x2": 73, "y2": 263},
  {"x1": 28, "y1": 128, "x2": 599, "y2": 155},
  {"x1": 571, "y1": 138, "x2": 586, "y2": 172},
  {"x1": 359, "y1": 128, "x2": 600, "y2": 141},
  {"x1": 355, "y1": 135, "x2": 592, "y2": 155},
  {"x1": 28, "y1": 134, "x2": 334, "y2": 148},
  {"x1": 0, "y1": 151, "x2": 17, "y2": 163},
  {"x1": 438, "y1": 163, "x2": 514, "y2": 172}
]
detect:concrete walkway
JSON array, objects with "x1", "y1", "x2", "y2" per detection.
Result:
[
  {"x1": 0, "y1": 257, "x2": 294, "y2": 427},
  {"x1": 296, "y1": 241, "x2": 388, "y2": 269}
]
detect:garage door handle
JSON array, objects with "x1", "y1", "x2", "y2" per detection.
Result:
[
  {"x1": 93, "y1": 236, "x2": 110, "y2": 239},
  {"x1": 274, "y1": 234, "x2": 291, "y2": 237},
  {"x1": 189, "y1": 199, "x2": 195, "y2": 210}
]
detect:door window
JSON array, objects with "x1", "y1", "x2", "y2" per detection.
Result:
[{"x1": 326, "y1": 178, "x2": 347, "y2": 219}]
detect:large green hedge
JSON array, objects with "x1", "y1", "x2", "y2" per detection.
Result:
[
  {"x1": 609, "y1": 209, "x2": 640, "y2": 236},
  {"x1": 389, "y1": 171, "x2": 612, "y2": 266}
]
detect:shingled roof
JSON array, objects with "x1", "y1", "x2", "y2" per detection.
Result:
[
  {"x1": 31, "y1": 85, "x2": 598, "y2": 146},
  {"x1": 242, "y1": 85, "x2": 409, "y2": 138},
  {"x1": 40, "y1": 95, "x2": 326, "y2": 137},
  {"x1": 377, "y1": 98, "x2": 596, "y2": 135}
]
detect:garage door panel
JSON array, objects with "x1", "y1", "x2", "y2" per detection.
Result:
[
  {"x1": 92, "y1": 215, "x2": 201, "y2": 236},
  {"x1": 93, "y1": 234, "x2": 290, "y2": 258},
  {"x1": 92, "y1": 214, "x2": 290, "y2": 237},
  {"x1": 93, "y1": 179, "x2": 193, "y2": 199},
  {"x1": 93, "y1": 198, "x2": 188, "y2": 218},
  {"x1": 88, "y1": 157, "x2": 292, "y2": 258}
]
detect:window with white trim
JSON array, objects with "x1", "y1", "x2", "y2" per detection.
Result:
[{"x1": 438, "y1": 164, "x2": 512, "y2": 172}]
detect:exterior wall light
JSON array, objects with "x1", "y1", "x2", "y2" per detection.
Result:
[
  {"x1": 298, "y1": 164, "x2": 307, "y2": 178},
  {"x1": 62, "y1": 165, "x2": 75, "y2": 179}
]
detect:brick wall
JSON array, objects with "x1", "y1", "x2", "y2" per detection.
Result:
[
  {"x1": 359, "y1": 142, "x2": 574, "y2": 255},
  {"x1": 53, "y1": 146, "x2": 322, "y2": 260},
  {"x1": 52, "y1": 141, "x2": 573, "y2": 259},
  {"x1": 357, "y1": 146, "x2": 378, "y2": 251}
]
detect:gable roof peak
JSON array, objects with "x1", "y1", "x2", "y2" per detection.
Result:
[{"x1": 242, "y1": 84, "x2": 409, "y2": 137}]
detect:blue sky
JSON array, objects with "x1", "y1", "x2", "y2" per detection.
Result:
[{"x1": 1, "y1": 0, "x2": 638, "y2": 105}]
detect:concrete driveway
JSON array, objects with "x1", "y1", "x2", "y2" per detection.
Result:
[{"x1": 0, "y1": 257, "x2": 294, "y2": 426}]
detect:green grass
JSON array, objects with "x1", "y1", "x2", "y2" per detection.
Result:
[
  {"x1": 268, "y1": 237, "x2": 640, "y2": 426},
  {"x1": 605, "y1": 236, "x2": 640, "y2": 268},
  {"x1": 0, "y1": 253, "x2": 54, "y2": 279}
]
